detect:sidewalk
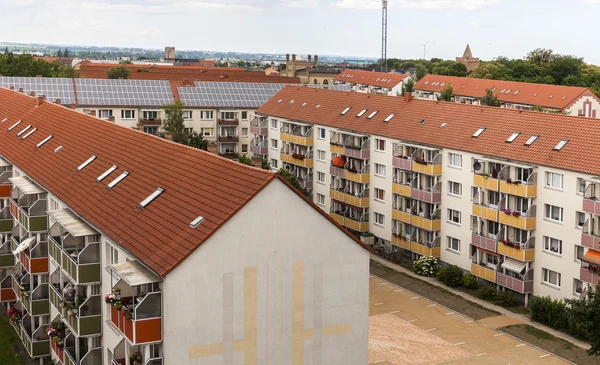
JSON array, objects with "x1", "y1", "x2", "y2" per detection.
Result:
[{"x1": 371, "y1": 254, "x2": 591, "y2": 350}]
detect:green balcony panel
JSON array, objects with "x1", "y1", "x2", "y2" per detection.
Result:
[
  {"x1": 49, "y1": 289, "x2": 62, "y2": 314},
  {"x1": 0, "y1": 254, "x2": 14, "y2": 268},
  {"x1": 31, "y1": 340, "x2": 50, "y2": 357},
  {"x1": 79, "y1": 264, "x2": 101, "y2": 284},
  {"x1": 0, "y1": 219, "x2": 11, "y2": 233},
  {"x1": 29, "y1": 216, "x2": 47, "y2": 232},
  {"x1": 79, "y1": 316, "x2": 102, "y2": 336},
  {"x1": 65, "y1": 314, "x2": 78, "y2": 335},
  {"x1": 18, "y1": 214, "x2": 28, "y2": 231},
  {"x1": 49, "y1": 239, "x2": 61, "y2": 264},
  {"x1": 22, "y1": 333, "x2": 31, "y2": 353},
  {"x1": 30, "y1": 300, "x2": 50, "y2": 316}
]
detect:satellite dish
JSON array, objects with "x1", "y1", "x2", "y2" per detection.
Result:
[{"x1": 473, "y1": 160, "x2": 482, "y2": 171}]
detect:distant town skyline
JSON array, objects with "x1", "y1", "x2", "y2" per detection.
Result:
[{"x1": 2, "y1": 0, "x2": 600, "y2": 65}]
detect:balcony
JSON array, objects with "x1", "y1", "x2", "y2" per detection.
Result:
[
  {"x1": 328, "y1": 189, "x2": 369, "y2": 208},
  {"x1": 411, "y1": 183, "x2": 441, "y2": 204},
  {"x1": 280, "y1": 127, "x2": 313, "y2": 146},
  {"x1": 19, "y1": 316, "x2": 50, "y2": 358},
  {"x1": 15, "y1": 238, "x2": 49, "y2": 274},
  {"x1": 471, "y1": 231, "x2": 497, "y2": 253},
  {"x1": 250, "y1": 117, "x2": 268, "y2": 135},
  {"x1": 392, "y1": 156, "x2": 412, "y2": 171},
  {"x1": 392, "y1": 208, "x2": 411, "y2": 225},
  {"x1": 0, "y1": 275, "x2": 15, "y2": 302},
  {"x1": 410, "y1": 237, "x2": 441, "y2": 258},
  {"x1": 250, "y1": 143, "x2": 268, "y2": 156},
  {"x1": 498, "y1": 207, "x2": 536, "y2": 230},
  {"x1": 330, "y1": 165, "x2": 345, "y2": 178},
  {"x1": 63, "y1": 295, "x2": 102, "y2": 337},
  {"x1": 10, "y1": 198, "x2": 48, "y2": 232},
  {"x1": 471, "y1": 263, "x2": 497, "y2": 283},
  {"x1": 582, "y1": 229, "x2": 600, "y2": 251},
  {"x1": 472, "y1": 204, "x2": 499, "y2": 222},
  {"x1": 63, "y1": 334, "x2": 102, "y2": 365},
  {"x1": 51, "y1": 338, "x2": 65, "y2": 364},
  {"x1": 497, "y1": 236, "x2": 535, "y2": 262},
  {"x1": 473, "y1": 174, "x2": 499, "y2": 191},
  {"x1": 411, "y1": 211, "x2": 441, "y2": 231},
  {"x1": 499, "y1": 179, "x2": 537, "y2": 198},
  {"x1": 218, "y1": 119, "x2": 239, "y2": 126},
  {"x1": 345, "y1": 166, "x2": 370, "y2": 184},
  {"x1": 281, "y1": 151, "x2": 313, "y2": 168},
  {"x1": 218, "y1": 135, "x2": 239, "y2": 143},
  {"x1": 497, "y1": 271, "x2": 534, "y2": 294},
  {"x1": 583, "y1": 198, "x2": 600, "y2": 215},
  {"x1": 391, "y1": 231, "x2": 411, "y2": 250},
  {"x1": 0, "y1": 167, "x2": 10, "y2": 198},
  {"x1": 0, "y1": 206, "x2": 12, "y2": 233},
  {"x1": 580, "y1": 265, "x2": 600, "y2": 285},
  {"x1": 138, "y1": 118, "x2": 162, "y2": 126},
  {"x1": 392, "y1": 182, "x2": 411, "y2": 198},
  {"x1": 328, "y1": 208, "x2": 369, "y2": 232},
  {"x1": 12, "y1": 276, "x2": 49, "y2": 316},
  {"x1": 0, "y1": 239, "x2": 14, "y2": 268},
  {"x1": 329, "y1": 211, "x2": 345, "y2": 226},
  {"x1": 49, "y1": 238, "x2": 101, "y2": 284}
]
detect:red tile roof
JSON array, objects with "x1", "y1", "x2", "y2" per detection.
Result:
[
  {"x1": 334, "y1": 69, "x2": 408, "y2": 88},
  {"x1": 414, "y1": 75, "x2": 597, "y2": 110},
  {"x1": 257, "y1": 87, "x2": 600, "y2": 176}
]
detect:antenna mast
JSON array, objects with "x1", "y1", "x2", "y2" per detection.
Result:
[{"x1": 382, "y1": 0, "x2": 388, "y2": 72}]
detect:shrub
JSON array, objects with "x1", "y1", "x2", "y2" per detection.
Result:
[
  {"x1": 530, "y1": 296, "x2": 569, "y2": 330},
  {"x1": 437, "y1": 265, "x2": 464, "y2": 287},
  {"x1": 478, "y1": 286, "x2": 497, "y2": 301},
  {"x1": 413, "y1": 256, "x2": 439, "y2": 277},
  {"x1": 495, "y1": 291, "x2": 519, "y2": 307},
  {"x1": 462, "y1": 273, "x2": 479, "y2": 289}
]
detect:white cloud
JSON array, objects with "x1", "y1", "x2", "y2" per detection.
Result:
[
  {"x1": 334, "y1": 0, "x2": 500, "y2": 10},
  {"x1": 468, "y1": 20, "x2": 479, "y2": 26},
  {"x1": 584, "y1": 0, "x2": 600, "y2": 3}
]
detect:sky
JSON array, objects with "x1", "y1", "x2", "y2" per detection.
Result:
[{"x1": 1, "y1": 0, "x2": 600, "y2": 64}]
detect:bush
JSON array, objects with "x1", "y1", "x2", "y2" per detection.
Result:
[
  {"x1": 495, "y1": 291, "x2": 519, "y2": 307},
  {"x1": 413, "y1": 256, "x2": 439, "y2": 277},
  {"x1": 530, "y1": 296, "x2": 569, "y2": 330},
  {"x1": 437, "y1": 265, "x2": 464, "y2": 287},
  {"x1": 478, "y1": 286, "x2": 497, "y2": 301},
  {"x1": 462, "y1": 273, "x2": 479, "y2": 289}
]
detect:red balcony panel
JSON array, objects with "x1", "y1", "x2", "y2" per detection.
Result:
[
  {"x1": 111, "y1": 305, "x2": 119, "y2": 328},
  {"x1": 411, "y1": 189, "x2": 441, "y2": 204},
  {"x1": 135, "y1": 318, "x2": 162, "y2": 343},
  {"x1": 496, "y1": 273, "x2": 533, "y2": 294},
  {"x1": 392, "y1": 157, "x2": 411, "y2": 171},
  {"x1": 330, "y1": 165, "x2": 345, "y2": 178},
  {"x1": 51, "y1": 340, "x2": 64, "y2": 363},
  {"x1": 344, "y1": 147, "x2": 369, "y2": 160},
  {"x1": 0, "y1": 185, "x2": 10, "y2": 198},
  {"x1": 249, "y1": 126, "x2": 268, "y2": 135},
  {"x1": 123, "y1": 317, "x2": 134, "y2": 343},
  {"x1": 0, "y1": 287, "x2": 15, "y2": 302},
  {"x1": 583, "y1": 199, "x2": 600, "y2": 215},
  {"x1": 10, "y1": 200, "x2": 18, "y2": 220},
  {"x1": 30, "y1": 258, "x2": 48, "y2": 274},
  {"x1": 580, "y1": 267, "x2": 600, "y2": 285},
  {"x1": 19, "y1": 252, "x2": 30, "y2": 271},
  {"x1": 249, "y1": 145, "x2": 267, "y2": 155},
  {"x1": 581, "y1": 233, "x2": 600, "y2": 251},
  {"x1": 471, "y1": 234, "x2": 497, "y2": 252}
]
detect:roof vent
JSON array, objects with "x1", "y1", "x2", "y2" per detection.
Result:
[
  {"x1": 107, "y1": 171, "x2": 129, "y2": 189},
  {"x1": 316, "y1": 104, "x2": 321, "y2": 109},
  {"x1": 139, "y1": 188, "x2": 165, "y2": 209},
  {"x1": 357, "y1": 109, "x2": 367, "y2": 117},
  {"x1": 77, "y1": 155, "x2": 97, "y2": 171},
  {"x1": 491, "y1": 87, "x2": 496, "y2": 92},
  {"x1": 302, "y1": 102, "x2": 307, "y2": 107},
  {"x1": 54, "y1": 146, "x2": 63, "y2": 153},
  {"x1": 549, "y1": 95, "x2": 553, "y2": 99},
  {"x1": 290, "y1": 100, "x2": 294, "y2": 104},
  {"x1": 1, "y1": 118, "x2": 7, "y2": 123},
  {"x1": 506, "y1": 132, "x2": 520, "y2": 143},
  {"x1": 514, "y1": 90, "x2": 520, "y2": 95},
  {"x1": 190, "y1": 215, "x2": 205, "y2": 228},
  {"x1": 277, "y1": 99, "x2": 282, "y2": 103},
  {"x1": 97, "y1": 165, "x2": 118, "y2": 182},
  {"x1": 340, "y1": 107, "x2": 351, "y2": 115},
  {"x1": 524, "y1": 134, "x2": 539, "y2": 146},
  {"x1": 472, "y1": 128, "x2": 486, "y2": 137},
  {"x1": 16, "y1": 125, "x2": 31, "y2": 137},
  {"x1": 8, "y1": 120, "x2": 22, "y2": 131},
  {"x1": 419, "y1": 119, "x2": 425, "y2": 124},
  {"x1": 384, "y1": 114, "x2": 395, "y2": 122},
  {"x1": 553, "y1": 139, "x2": 568, "y2": 151},
  {"x1": 367, "y1": 111, "x2": 379, "y2": 119},
  {"x1": 37, "y1": 135, "x2": 53, "y2": 148},
  {"x1": 440, "y1": 122, "x2": 447, "y2": 128},
  {"x1": 533, "y1": 93, "x2": 537, "y2": 97},
  {"x1": 22, "y1": 128, "x2": 37, "y2": 140}
]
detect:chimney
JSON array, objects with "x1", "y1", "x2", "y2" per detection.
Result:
[
  {"x1": 404, "y1": 92, "x2": 412, "y2": 103},
  {"x1": 29, "y1": 91, "x2": 35, "y2": 97},
  {"x1": 55, "y1": 98, "x2": 61, "y2": 105},
  {"x1": 36, "y1": 95, "x2": 45, "y2": 107},
  {"x1": 18, "y1": 88, "x2": 23, "y2": 93},
  {"x1": 314, "y1": 55, "x2": 318, "y2": 64},
  {"x1": 292, "y1": 54, "x2": 296, "y2": 61},
  {"x1": 89, "y1": 110, "x2": 97, "y2": 117},
  {"x1": 107, "y1": 116, "x2": 115, "y2": 123},
  {"x1": 286, "y1": 54, "x2": 290, "y2": 62},
  {"x1": 9, "y1": 86, "x2": 14, "y2": 91},
  {"x1": 308, "y1": 55, "x2": 312, "y2": 63}
]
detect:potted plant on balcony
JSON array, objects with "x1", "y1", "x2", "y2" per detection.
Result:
[
  {"x1": 588, "y1": 264, "x2": 599, "y2": 272},
  {"x1": 348, "y1": 166, "x2": 358, "y2": 173},
  {"x1": 130, "y1": 352, "x2": 142, "y2": 365},
  {"x1": 514, "y1": 243, "x2": 521, "y2": 250},
  {"x1": 481, "y1": 173, "x2": 489, "y2": 179},
  {"x1": 7, "y1": 307, "x2": 21, "y2": 325},
  {"x1": 122, "y1": 306, "x2": 134, "y2": 321},
  {"x1": 503, "y1": 208, "x2": 512, "y2": 215},
  {"x1": 512, "y1": 211, "x2": 521, "y2": 217},
  {"x1": 506, "y1": 178, "x2": 512, "y2": 183}
]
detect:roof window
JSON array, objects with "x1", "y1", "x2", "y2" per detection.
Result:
[
  {"x1": 190, "y1": 215, "x2": 205, "y2": 228},
  {"x1": 553, "y1": 139, "x2": 568, "y2": 151},
  {"x1": 524, "y1": 134, "x2": 539, "y2": 146},
  {"x1": 8, "y1": 120, "x2": 21, "y2": 131},
  {"x1": 533, "y1": 93, "x2": 537, "y2": 97},
  {"x1": 506, "y1": 132, "x2": 520, "y2": 143},
  {"x1": 500, "y1": 89, "x2": 506, "y2": 93},
  {"x1": 440, "y1": 83, "x2": 445, "y2": 87},
  {"x1": 77, "y1": 155, "x2": 97, "y2": 171},
  {"x1": 16, "y1": 125, "x2": 31, "y2": 137},
  {"x1": 107, "y1": 171, "x2": 129, "y2": 189},
  {"x1": 419, "y1": 119, "x2": 426, "y2": 124},
  {"x1": 316, "y1": 104, "x2": 321, "y2": 109},
  {"x1": 472, "y1": 128, "x2": 486, "y2": 137},
  {"x1": 514, "y1": 90, "x2": 520, "y2": 95},
  {"x1": 549, "y1": 95, "x2": 553, "y2": 99},
  {"x1": 277, "y1": 99, "x2": 282, "y2": 103},
  {"x1": 22, "y1": 128, "x2": 37, "y2": 140},
  {"x1": 1, "y1": 118, "x2": 7, "y2": 123},
  {"x1": 491, "y1": 87, "x2": 496, "y2": 92},
  {"x1": 36, "y1": 135, "x2": 52, "y2": 148},
  {"x1": 139, "y1": 188, "x2": 165, "y2": 209},
  {"x1": 54, "y1": 146, "x2": 63, "y2": 153},
  {"x1": 506, "y1": 89, "x2": 511, "y2": 94},
  {"x1": 384, "y1": 114, "x2": 395, "y2": 122},
  {"x1": 302, "y1": 102, "x2": 307, "y2": 107},
  {"x1": 440, "y1": 122, "x2": 447, "y2": 128},
  {"x1": 97, "y1": 165, "x2": 118, "y2": 182},
  {"x1": 357, "y1": 109, "x2": 367, "y2": 117},
  {"x1": 290, "y1": 100, "x2": 294, "y2": 104},
  {"x1": 340, "y1": 107, "x2": 351, "y2": 115},
  {"x1": 367, "y1": 111, "x2": 379, "y2": 119},
  {"x1": 424, "y1": 81, "x2": 429, "y2": 85}
]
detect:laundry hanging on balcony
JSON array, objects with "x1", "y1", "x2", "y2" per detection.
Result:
[{"x1": 332, "y1": 156, "x2": 346, "y2": 168}]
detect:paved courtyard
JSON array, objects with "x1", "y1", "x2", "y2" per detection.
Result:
[{"x1": 369, "y1": 276, "x2": 571, "y2": 365}]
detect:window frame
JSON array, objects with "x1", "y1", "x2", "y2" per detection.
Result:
[
  {"x1": 317, "y1": 172, "x2": 325, "y2": 184},
  {"x1": 271, "y1": 139, "x2": 278, "y2": 150},
  {"x1": 317, "y1": 128, "x2": 326, "y2": 140},
  {"x1": 447, "y1": 209, "x2": 461, "y2": 225},
  {"x1": 374, "y1": 163, "x2": 386, "y2": 177},
  {"x1": 317, "y1": 193, "x2": 325, "y2": 205},
  {"x1": 374, "y1": 188, "x2": 385, "y2": 202},
  {"x1": 374, "y1": 212, "x2": 385, "y2": 227},
  {"x1": 542, "y1": 268, "x2": 561, "y2": 288},
  {"x1": 448, "y1": 153, "x2": 462, "y2": 168},
  {"x1": 544, "y1": 204, "x2": 564, "y2": 222},
  {"x1": 375, "y1": 139, "x2": 386, "y2": 152},
  {"x1": 447, "y1": 236, "x2": 460, "y2": 253},
  {"x1": 545, "y1": 172, "x2": 564, "y2": 190},
  {"x1": 543, "y1": 236, "x2": 563, "y2": 255},
  {"x1": 448, "y1": 181, "x2": 462, "y2": 196}
]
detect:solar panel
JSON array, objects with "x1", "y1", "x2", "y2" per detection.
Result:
[
  {"x1": 179, "y1": 82, "x2": 349, "y2": 108},
  {"x1": 0, "y1": 77, "x2": 76, "y2": 104},
  {"x1": 75, "y1": 79, "x2": 174, "y2": 106}
]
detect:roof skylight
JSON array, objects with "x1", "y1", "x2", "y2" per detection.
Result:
[
  {"x1": 16, "y1": 125, "x2": 31, "y2": 137},
  {"x1": 357, "y1": 109, "x2": 367, "y2": 117},
  {"x1": 506, "y1": 132, "x2": 520, "y2": 143},
  {"x1": 553, "y1": 140, "x2": 568, "y2": 151},
  {"x1": 440, "y1": 122, "x2": 447, "y2": 128},
  {"x1": 1, "y1": 118, "x2": 7, "y2": 123},
  {"x1": 419, "y1": 119, "x2": 426, "y2": 125},
  {"x1": 472, "y1": 128, "x2": 486, "y2": 137},
  {"x1": 524, "y1": 135, "x2": 539, "y2": 146},
  {"x1": 22, "y1": 128, "x2": 37, "y2": 140},
  {"x1": 139, "y1": 188, "x2": 165, "y2": 209},
  {"x1": 54, "y1": 146, "x2": 63, "y2": 153},
  {"x1": 384, "y1": 114, "x2": 395, "y2": 122},
  {"x1": 302, "y1": 102, "x2": 307, "y2": 107},
  {"x1": 316, "y1": 104, "x2": 321, "y2": 108},
  {"x1": 36, "y1": 135, "x2": 52, "y2": 148},
  {"x1": 190, "y1": 215, "x2": 205, "y2": 228},
  {"x1": 367, "y1": 111, "x2": 379, "y2": 119},
  {"x1": 77, "y1": 155, "x2": 97, "y2": 171},
  {"x1": 107, "y1": 171, "x2": 129, "y2": 189},
  {"x1": 97, "y1": 165, "x2": 118, "y2": 182},
  {"x1": 341, "y1": 107, "x2": 351, "y2": 115},
  {"x1": 8, "y1": 120, "x2": 21, "y2": 131},
  {"x1": 514, "y1": 90, "x2": 520, "y2": 95}
]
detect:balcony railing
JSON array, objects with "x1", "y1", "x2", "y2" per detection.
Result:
[
  {"x1": 0, "y1": 238, "x2": 14, "y2": 268},
  {"x1": 49, "y1": 238, "x2": 101, "y2": 284},
  {"x1": 250, "y1": 117, "x2": 268, "y2": 135},
  {"x1": 19, "y1": 319, "x2": 50, "y2": 358},
  {"x1": 473, "y1": 173, "x2": 500, "y2": 191},
  {"x1": 281, "y1": 150, "x2": 313, "y2": 168},
  {"x1": 582, "y1": 222, "x2": 600, "y2": 250},
  {"x1": 329, "y1": 186, "x2": 369, "y2": 207},
  {"x1": 471, "y1": 262, "x2": 498, "y2": 283},
  {"x1": 328, "y1": 207, "x2": 369, "y2": 232},
  {"x1": 338, "y1": 136, "x2": 370, "y2": 160},
  {"x1": 218, "y1": 119, "x2": 239, "y2": 126},
  {"x1": 138, "y1": 118, "x2": 162, "y2": 126},
  {"x1": 411, "y1": 209, "x2": 441, "y2": 231},
  {"x1": 392, "y1": 204, "x2": 412, "y2": 225},
  {"x1": 498, "y1": 205, "x2": 536, "y2": 230},
  {"x1": 471, "y1": 202, "x2": 499, "y2": 222},
  {"x1": 583, "y1": 185, "x2": 600, "y2": 214},
  {"x1": 249, "y1": 138, "x2": 268, "y2": 155},
  {"x1": 410, "y1": 181, "x2": 441, "y2": 204},
  {"x1": 218, "y1": 135, "x2": 239, "y2": 143},
  {"x1": 0, "y1": 205, "x2": 12, "y2": 233},
  {"x1": 0, "y1": 275, "x2": 15, "y2": 302},
  {"x1": 410, "y1": 237, "x2": 441, "y2": 258},
  {"x1": 499, "y1": 173, "x2": 537, "y2": 198},
  {"x1": 391, "y1": 227, "x2": 411, "y2": 250},
  {"x1": 19, "y1": 240, "x2": 49, "y2": 275},
  {"x1": 497, "y1": 269, "x2": 534, "y2": 294},
  {"x1": 110, "y1": 291, "x2": 163, "y2": 344},
  {"x1": 580, "y1": 263, "x2": 600, "y2": 285},
  {"x1": 392, "y1": 155, "x2": 412, "y2": 171},
  {"x1": 63, "y1": 295, "x2": 102, "y2": 337},
  {"x1": 280, "y1": 124, "x2": 313, "y2": 146},
  {"x1": 471, "y1": 230, "x2": 498, "y2": 252},
  {"x1": 410, "y1": 150, "x2": 442, "y2": 176},
  {"x1": 497, "y1": 235, "x2": 535, "y2": 262},
  {"x1": 10, "y1": 198, "x2": 48, "y2": 232}
]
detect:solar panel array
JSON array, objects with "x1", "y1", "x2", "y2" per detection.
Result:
[
  {"x1": 179, "y1": 82, "x2": 350, "y2": 108},
  {"x1": 0, "y1": 77, "x2": 76, "y2": 104},
  {"x1": 75, "y1": 79, "x2": 174, "y2": 106}
]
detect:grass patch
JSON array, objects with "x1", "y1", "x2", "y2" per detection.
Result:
[
  {"x1": 525, "y1": 325, "x2": 555, "y2": 340},
  {"x1": 506, "y1": 305, "x2": 531, "y2": 315},
  {"x1": 0, "y1": 315, "x2": 28, "y2": 365}
]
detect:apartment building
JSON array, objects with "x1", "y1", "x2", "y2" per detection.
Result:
[
  {"x1": 413, "y1": 74, "x2": 600, "y2": 118},
  {"x1": 257, "y1": 86, "x2": 600, "y2": 304},
  {"x1": 333, "y1": 69, "x2": 410, "y2": 96},
  {"x1": 0, "y1": 89, "x2": 370, "y2": 364}
]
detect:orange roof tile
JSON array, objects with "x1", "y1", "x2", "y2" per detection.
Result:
[
  {"x1": 414, "y1": 75, "x2": 597, "y2": 110},
  {"x1": 334, "y1": 69, "x2": 408, "y2": 88},
  {"x1": 257, "y1": 87, "x2": 600, "y2": 177}
]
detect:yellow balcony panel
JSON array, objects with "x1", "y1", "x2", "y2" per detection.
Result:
[
  {"x1": 345, "y1": 195, "x2": 369, "y2": 208},
  {"x1": 281, "y1": 133, "x2": 313, "y2": 146},
  {"x1": 411, "y1": 215, "x2": 441, "y2": 231},
  {"x1": 329, "y1": 190, "x2": 346, "y2": 202},
  {"x1": 392, "y1": 183, "x2": 411, "y2": 197},
  {"x1": 499, "y1": 181, "x2": 537, "y2": 198},
  {"x1": 473, "y1": 175, "x2": 499, "y2": 190},
  {"x1": 472, "y1": 204, "x2": 498, "y2": 221},
  {"x1": 391, "y1": 235, "x2": 411, "y2": 250},
  {"x1": 280, "y1": 153, "x2": 313, "y2": 168},
  {"x1": 329, "y1": 212, "x2": 345, "y2": 226},
  {"x1": 330, "y1": 144, "x2": 344, "y2": 154},
  {"x1": 344, "y1": 218, "x2": 369, "y2": 232},
  {"x1": 411, "y1": 161, "x2": 442, "y2": 176},
  {"x1": 471, "y1": 263, "x2": 497, "y2": 283},
  {"x1": 410, "y1": 242, "x2": 440, "y2": 258},
  {"x1": 392, "y1": 209, "x2": 411, "y2": 224},
  {"x1": 345, "y1": 170, "x2": 370, "y2": 183},
  {"x1": 497, "y1": 243, "x2": 535, "y2": 262},
  {"x1": 498, "y1": 213, "x2": 536, "y2": 230}
]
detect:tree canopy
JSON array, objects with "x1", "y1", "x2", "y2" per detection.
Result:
[
  {"x1": 480, "y1": 88, "x2": 501, "y2": 107},
  {"x1": 105, "y1": 65, "x2": 130, "y2": 79},
  {"x1": 163, "y1": 101, "x2": 208, "y2": 150},
  {"x1": 0, "y1": 53, "x2": 73, "y2": 77},
  {"x1": 439, "y1": 85, "x2": 453, "y2": 102}
]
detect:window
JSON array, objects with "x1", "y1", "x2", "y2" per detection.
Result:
[
  {"x1": 448, "y1": 153, "x2": 462, "y2": 168},
  {"x1": 317, "y1": 128, "x2": 326, "y2": 139},
  {"x1": 575, "y1": 245, "x2": 584, "y2": 262},
  {"x1": 143, "y1": 111, "x2": 158, "y2": 120},
  {"x1": 109, "y1": 245, "x2": 119, "y2": 265},
  {"x1": 374, "y1": 213, "x2": 385, "y2": 226},
  {"x1": 553, "y1": 140, "x2": 568, "y2": 151},
  {"x1": 486, "y1": 253, "x2": 498, "y2": 266},
  {"x1": 576, "y1": 211, "x2": 586, "y2": 228},
  {"x1": 184, "y1": 128, "x2": 193, "y2": 135},
  {"x1": 99, "y1": 109, "x2": 113, "y2": 119},
  {"x1": 271, "y1": 159, "x2": 278, "y2": 169},
  {"x1": 317, "y1": 172, "x2": 325, "y2": 183},
  {"x1": 241, "y1": 144, "x2": 248, "y2": 153},
  {"x1": 472, "y1": 128, "x2": 485, "y2": 137},
  {"x1": 489, "y1": 191, "x2": 500, "y2": 206},
  {"x1": 317, "y1": 150, "x2": 326, "y2": 161},
  {"x1": 271, "y1": 119, "x2": 278, "y2": 129},
  {"x1": 49, "y1": 198, "x2": 59, "y2": 211},
  {"x1": 577, "y1": 178, "x2": 586, "y2": 194},
  {"x1": 574, "y1": 278, "x2": 583, "y2": 296},
  {"x1": 524, "y1": 134, "x2": 539, "y2": 146},
  {"x1": 545, "y1": 204, "x2": 564, "y2": 222},
  {"x1": 543, "y1": 236, "x2": 562, "y2": 255},
  {"x1": 121, "y1": 110, "x2": 135, "y2": 119},
  {"x1": 447, "y1": 237, "x2": 460, "y2": 252},
  {"x1": 447, "y1": 209, "x2": 461, "y2": 224},
  {"x1": 200, "y1": 111, "x2": 214, "y2": 120},
  {"x1": 375, "y1": 139, "x2": 385, "y2": 152},
  {"x1": 271, "y1": 139, "x2": 278, "y2": 149},
  {"x1": 221, "y1": 111, "x2": 235, "y2": 120},
  {"x1": 242, "y1": 128, "x2": 248, "y2": 137},
  {"x1": 506, "y1": 132, "x2": 521, "y2": 143},
  {"x1": 201, "y1": 128, "x2": 214, "y2": 137},
  {"x1": 144, "y1": 126, "x2": 158, "y2": 135},
  {"x1": 183, "y1": 111, "x2": 193, "y2": 120},
  {"x1": 241, "y1": 111, "x2": 248, "y2": 120},
  {"x1": 317, "y1": 193, "x2": 325, "y2": 205},
  {"x1": 448, "y1": 181, "x2": 462, "y2": 196},
  {"x1": 374, "y1": 188, "x2": 385, "y2": 201},
  {"x1": 542, "y1": 268, "x2": 561, "y2": 287},
  {"x1": 545, "y1": 172, "x2": 564, "y2": 189},
  {"x1": 375, "y1": 163, "x2": 386, "y2": 177}
]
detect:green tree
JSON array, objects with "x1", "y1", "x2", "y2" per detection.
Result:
[
  {"x1": 438, "y1": 85, "x2": 453, "y2": 102},
  {"x1": 415, "y1": 64, "x2": 428, "y2": 81},
  {"x1": 63, "y1": 48, "x2": 69, "y2": 58},
  {"x1": 277, "y1": 169, "x2": 310, "y2": 197},
  {"x1": 120, "y1": 59, "x2": 133, "y2": 65},
  {"x1": 54, "y1": 65, "x2": 76, "y2": 78},
  {"x1": 566, "y1": 290, "x2": 600, "y2": 355},
  {"x1": 480, "y1": 88, "x2": 501, "y2": 107},
  {"x1": 57, "y1": 49, "x2": 63, "y2": 57},
  {"x1": 261, "y1": 159, "x2": 271, "y2": 170},
  {"x1": 238, "y1": 155, "x2": 253, "y2": 166},
  {"x1": 186, "y1": 132, "x2": 208, "y2": 150},
  {"x1": 3, "y1": 47, "x2": 8, "y2": 55},
  {"x1": 469, "y1": 62, "x2": 510, "y2": 80},
  {"x1": 402, "y1": 78, "x2": 415, "y2": 95},
  {"x1": 163, "y1": 102, "x2": 187, "y2": 143},
  {"x1": 432, "y1": 60, "x2": 467, "y2": 77},
  {"x1": 526, "y1": 48, "x2": 556, "y2": 65},
  {"x1": 105, "y1": 65, "x2": 130, "y2": 79}
]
